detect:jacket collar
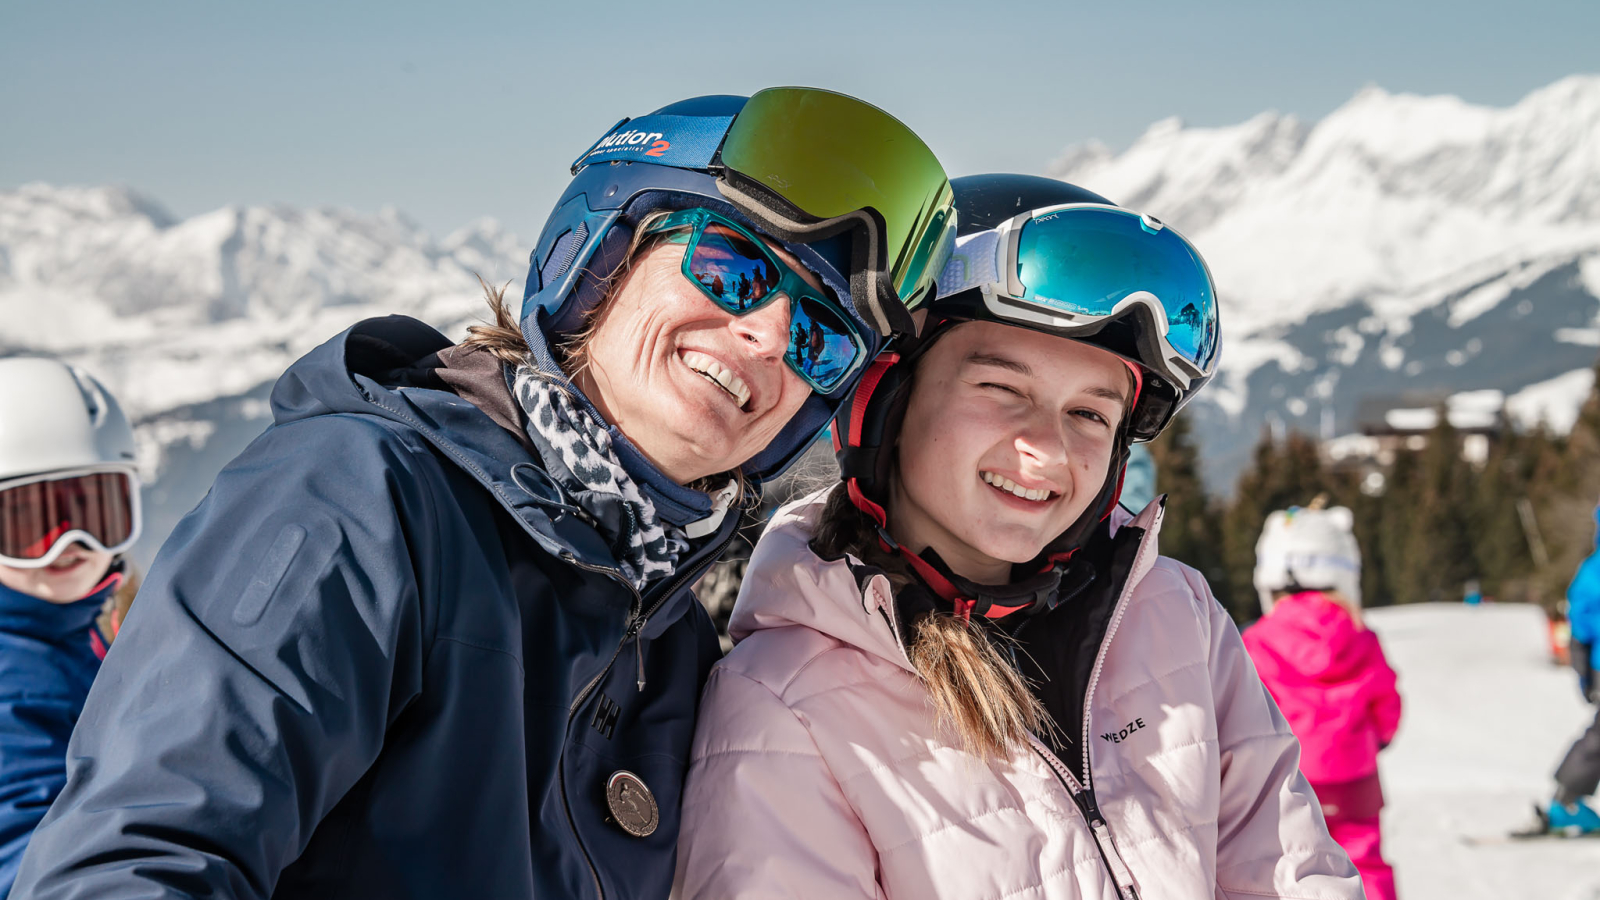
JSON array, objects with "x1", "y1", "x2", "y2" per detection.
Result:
[
  {"x1": 269, "y1": 317, "x2": 741, "y2": 635},
  {"x1": 730, "y1": 491, "x2": 1167, "y2": 673},
  {"x1": 0, "y1": 573, "x2": 116, "y2": 642},
  {"x1": 521, "y1": 309, "x2": 722, "y2": 530}
]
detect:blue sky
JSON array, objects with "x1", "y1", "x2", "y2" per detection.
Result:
[{"x1": 4, "y1": 0, "x2": 1595, "y2": 240}]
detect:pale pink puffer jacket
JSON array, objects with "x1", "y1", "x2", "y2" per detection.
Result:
[{"x1": 675, "y1": 491, "x2": 1361, "y2": 900}]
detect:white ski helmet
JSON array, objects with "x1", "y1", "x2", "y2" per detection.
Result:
[
  {"x1": 0, "y1": 358, "x2": 141, "y2": 566},
  {"x1": 0, "y1": 358, "x2": 138, "y2": 481},
  {"x1": 1252, "y1": 504, "x2": 1362, "y2": 615}
]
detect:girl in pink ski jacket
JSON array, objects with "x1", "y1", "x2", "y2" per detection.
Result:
[
  {"x1": 1246, "y1": 505, "x2": 1402, "y2": 900},
  {"x1": 675, "y1": 176, "x2": 1361, "y2": 900}
]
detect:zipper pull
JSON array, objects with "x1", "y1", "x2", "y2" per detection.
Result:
[
  {"x1": 632, "y1": 617, "x2": 649, "y2": 692},
  {"x1": 1077, "y1": 788, "x2": 1140, "y2": 900},
  {"x1": 1089, "y1": 818, "x2": 1140, "y2": 899}
]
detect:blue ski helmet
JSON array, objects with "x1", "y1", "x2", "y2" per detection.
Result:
[{"x1": 520, "y1": 89, "x2": 956, "y2": 483}]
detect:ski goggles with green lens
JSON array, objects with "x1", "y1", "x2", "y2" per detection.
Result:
[
  {"x1": 940, "y1": 204, "x2": 1220, "y2": 388},
  {"x1": 644, "y1": 207, "x2": 868, "y2": 394},
  {"x1": 574, "y1": 87, "x2": 956, "y2": 338}
]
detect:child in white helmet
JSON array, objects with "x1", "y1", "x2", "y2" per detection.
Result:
[
  {"x1": 0, "y1": 357, "x2": 141, "y2": 895},
  {"x1": 1244, "y1": 502, "x2": 1402, "y2": 900}
]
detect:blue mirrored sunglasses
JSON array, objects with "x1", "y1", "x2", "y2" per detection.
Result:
[{"x1": 643, "y1": 208, "x2": 867, "y2": 394}]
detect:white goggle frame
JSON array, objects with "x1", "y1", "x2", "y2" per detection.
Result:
[
  {"x1": 0, "y1": 465, "x2": 143, "y2": 569},
  {"x1": 939, "y1": 203, "x2": 1212, "y2": 391}
]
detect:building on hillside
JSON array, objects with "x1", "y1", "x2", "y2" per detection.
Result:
[{"x1": 1321, "y1": 391, "x2": 1505, "y2": 493}]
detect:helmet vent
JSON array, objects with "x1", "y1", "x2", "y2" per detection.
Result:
[
  {"x1": 68, "y1": 365, "x2": 107, "y2": 426},
  {"x1": 542, "y1": 222, "x2": 589, "y2": 285}
]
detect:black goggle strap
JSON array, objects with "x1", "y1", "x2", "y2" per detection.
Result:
[{"x1": 718, "y1": 177, "x2": 910, "y2": 338}]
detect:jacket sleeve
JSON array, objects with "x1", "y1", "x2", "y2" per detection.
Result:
[
  {"x1": 1183, "y1": 570, "x2": 1363, "y2": 900},
  {"x1": 1362, "y1": 632, "x2": 1403, "y2": 749},
  {"x1": 674, "y1": 665, "x2": 886, "y2": 900},
  {"x1": 1569, "y1": 553, "x2": 1600, "y2": 648},
  {"x1": 9, "y1": 416, "x2": 436, "y2": 900},
  {"x1": 0, "y1": 693, "x2": 81, "y2": 896}
]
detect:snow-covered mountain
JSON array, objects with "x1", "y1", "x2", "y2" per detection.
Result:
[
  {"x1": 4, "y1": 74, "x2": 1599, "y2": 561},
  {"x1": 1051, "y1": 74, "x2": 1600, "y2": 486},
  {"x1": 0, "y1": 183, "x2": 529, "y2": 564}
]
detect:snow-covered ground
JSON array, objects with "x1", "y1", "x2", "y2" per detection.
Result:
[{"x1": 1369, "y1": 603, "x2": 1600, "y2": 899}]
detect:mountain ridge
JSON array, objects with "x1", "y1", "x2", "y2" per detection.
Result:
[
  {"x1": 1048, "y1": 74, "x2": 1600, "y2": 487},
  {"x1": 4, "y1": 74, "x2": 1600, "y2": 561}
]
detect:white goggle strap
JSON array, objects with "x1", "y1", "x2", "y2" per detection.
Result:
[{"x1": 937, "y1": 229, "x2": 1006, "y2": 299}]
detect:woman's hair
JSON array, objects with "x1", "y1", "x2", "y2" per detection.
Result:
[
  {"x1": 809, "y1": 358, "x2": 1054, "y2": 760},
  {"x1": 463, "y1": 211, "x2": 747, "y2": 497},
  {"x1": 463, "y1": 210, "x2": 670, "y2": 369}
]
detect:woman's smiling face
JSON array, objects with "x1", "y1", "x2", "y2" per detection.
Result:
[
  {"x1": 888, "y1": 321, "x2": 1133, "y2": 584},
  {"x1": 574, "y1": 232, "x2": 824, "y2": 485}
]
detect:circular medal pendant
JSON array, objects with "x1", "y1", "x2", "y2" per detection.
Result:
[{"x1": 606, "y1": 770, "x2": 659, "y2": 837}]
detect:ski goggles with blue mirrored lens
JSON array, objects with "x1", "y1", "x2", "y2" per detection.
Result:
[
  {"x1": 0, "y1": 467, "x2": 142, "y2": 568},
  {"x1": 643, "y1": 207, "x2": 869, "y2": 394},
  {"x1": 939, "y1": 204, "x2": 1220, "y2": 389}
]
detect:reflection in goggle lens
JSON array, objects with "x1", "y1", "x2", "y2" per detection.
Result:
[
  {"x1": 691, "y1": 225, "x2": 782, "y2": 313},
  {"x1": 677, "y1": 218, "x2": 864, "y2": 392},
  {"x1": 1016, "y1": 209, "x2": 1218, "y2": 370}
]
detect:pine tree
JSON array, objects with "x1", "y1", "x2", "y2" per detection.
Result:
[
  {"x1": 1146, "y1": 412, "x2": 1227, "y2": 598},
  {"x1": 1392, "y1": 408, "x2": 1477, "y2": 604},
  {"x1": 1220, "y1": 429, "x2": 1345, "y2": 623},
  {"x1": 1535, "y1": 360, "x2": 1600, "y2": 608},
  {"x1": 1468, "y1": 423, "x2": 1543, "y2": 602}
]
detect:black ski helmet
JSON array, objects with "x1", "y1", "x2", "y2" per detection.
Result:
[{"x1": 833, "y1": 173, "x2": 1220, "y2": 570}]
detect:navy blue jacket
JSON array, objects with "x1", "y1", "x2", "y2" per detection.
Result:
[
  {"x1": 10, "y1": 317, "x2": 727, "y2": 899},
  {"x1": 0, "y1": 578, "x2": 114, "y2": 896}
]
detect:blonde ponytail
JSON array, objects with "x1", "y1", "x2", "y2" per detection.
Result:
[
  {"x1": 812, "y1": 484, "x2": 1057, "y2": 759},
  {"x1": 907, "y1": 610, "x2": 1056, "y2": 759}
]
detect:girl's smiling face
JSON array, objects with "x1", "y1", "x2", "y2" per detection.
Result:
[{"x1": 888, "y1": 321, "x2": 1132, "y2": 584}]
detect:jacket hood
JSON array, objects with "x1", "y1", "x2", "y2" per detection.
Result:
[
  {"x1": 730, "y1": 488, "x2": 913, "y2": 673},
  {"x1": 730, "y1": 489, "x2": 1164, "y2": 673},
  {"x1": 1248, "y1": 590, "x2": 1365, "y2": 682},
  {"x1": 268, "y1": 315, "x2": 738, "y2": 640}
]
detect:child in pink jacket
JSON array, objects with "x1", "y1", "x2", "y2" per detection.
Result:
[{"x1": 1246, "y1": 504, "x2": 1402, "y2": 900}]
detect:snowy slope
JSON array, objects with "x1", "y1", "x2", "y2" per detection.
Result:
[
  {"x1": 1051, "y1": 76, "x2": 1600, "y2": 486},
  {"x1": 1368, "y1": 603, "x2": 1600, "y2": 899},
  {"x1": 0, "y1": 183, "x2": 529, "y2": 563}
]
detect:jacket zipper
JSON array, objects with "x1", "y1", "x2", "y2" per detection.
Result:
[
  {"x1": 1027, "y1": 736, "x2": 1141, "y2": 900},
  {"x1": 553, "y1": 530, "x2": 736, "y2": 899},
  {"x1": 1030, "y1": 509, "x2": 1163, "y2": 900}
]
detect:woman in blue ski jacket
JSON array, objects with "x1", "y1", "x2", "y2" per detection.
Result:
[
  {"x1": 0, "y1": 357, "x2": 143, "y2": 896},
  {"x1": 9, "y1": 89, "x2": 955, "y2": 900}
]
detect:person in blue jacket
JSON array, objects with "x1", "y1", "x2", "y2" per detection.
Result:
[
  {"x1": 1541, "y1": 502, "x2": 1600, "y2": 834},
  {"x1": 9, "y1": 88, "x2": 955, "y2": 899},
  {"x1": 0, "y1": 357, "x2": 143, "y2": 895}
]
